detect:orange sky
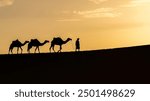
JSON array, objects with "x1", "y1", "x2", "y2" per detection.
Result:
[{"x1": 0, "y1": 0, "x2": 150, "y2": 54}]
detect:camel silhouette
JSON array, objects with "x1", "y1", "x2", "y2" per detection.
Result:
[
  {"x1": 27, "y1": 39, "x2": 49, "y2": 53},
  {"x1": 49, "y1": 37, "x2": 72, "y2": 52},
  {"x1": 8, "y1": 39, "x2": 29, "y2": 54}
]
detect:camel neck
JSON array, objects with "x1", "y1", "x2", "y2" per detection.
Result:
[
  {"x1": 63, "y1": 39, "x2": 69, "y2": 44},
  {"x1": 22, "y1": 42, "x2": 28, "y2": 46},
  {"x1": 40, "y1": 41, "x2": 47, "y2": 46}
]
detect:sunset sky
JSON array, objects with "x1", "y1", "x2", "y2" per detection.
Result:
[{"x1": 0, "y1": 0, "x2": 150, "y2": 54}]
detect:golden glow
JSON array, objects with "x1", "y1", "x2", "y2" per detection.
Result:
[{"x1": 0, "y1": 0, "x2": 150, "y2": 54}]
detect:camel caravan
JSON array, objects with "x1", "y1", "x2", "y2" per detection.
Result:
[{"x1": 8, "y1": 37, "x2": 73, "y2": 54}]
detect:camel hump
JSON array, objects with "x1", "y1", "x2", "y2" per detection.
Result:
[
  {"x1": 25, "y1": 40, "x2": 29, "y2": 43},
  {"x1": 31, "y1": 39, "x2": 36, "y2": 41},
  {"x1": 14, "y1": 39, "x2": 19, "y2": 42},
  {"x1": 12, "y1": 40, "x2": 16, "y2": 43},
  {"x1": 53, "y1": 37, "x2": 61, "y2": 39},
  {"x1": 12, "y1": 39, "x2": 20, "y2": 43},
  {"x1": 53, "y1": 37, "x2": 63, "y2": 41},
  {"x1": 31, "y1": 39, "x2": 38, "y2": 42}
]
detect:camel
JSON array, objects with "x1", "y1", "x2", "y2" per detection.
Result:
[
  {"x1": 27, "y1": 39, "x2": 49, "y2": 53},
  {"x1": 8, "y1": 39, "x2": 29, "y2": 54},
  {"x1": 49, "y1": 37, "x2": 72, "y2": 52}
]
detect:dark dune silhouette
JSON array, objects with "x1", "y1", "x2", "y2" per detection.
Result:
[
  {"x1": 49, "y1": 37, "x2": 72, "y2": 53},
  {"x1": 1, "y1": 45, "x2": 150, "y2": 84}
]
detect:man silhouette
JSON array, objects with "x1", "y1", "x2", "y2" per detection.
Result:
[{"x1": 75, "y1": 38, "x2": 80, "y2": 52}]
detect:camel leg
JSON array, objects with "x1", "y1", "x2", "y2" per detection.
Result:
[
  {"x1": 28, "y1": 49, "x2": 30, "y2": 53},
  {"x1": 53, "y1": 45, "x2": 55, "y2": 53},
  {"x1": 49, "y1": 46, "x2": 52, "y2": 53},
  {"x1": 60, "y1": 45, "x2": 62, "y2": 52},
  {"x1": 27, "y1": 45, "x2": 32, "y2": 54},
  {"x1": 17, "y1": 47, "x2": 19, "y2": 54},
  {"x1": 58, "y1": 45, "x2": 62, "y2": 53},
  {"x1": 8, "y1": 48, "x2": 11, "y2": 54},
  {"x1": 8, "y1": 49, "x2": 11, "y2": 54},
  {"x1": 50, "y1": 45, "x2": 55, "y2": 53},
  {"x1": 38, "y1": 47, "x2": 40, "y2": 53},
  {"x1": 11, "y1": 48, "x2": 13, "y2": 54},
  {"x1": 35, "y1": 47, "x2": 37, "y2": 53},
  {"x1": 20, "y1": 47, "x2": 23, "y2": 54}
]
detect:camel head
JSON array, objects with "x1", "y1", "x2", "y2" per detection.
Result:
[
  {"x1": 44, "y1": 40, "x2": 49, "y2": 43},
  {"x1": 66, "y1": 38, "x2": 72, "y2": 42},
  {"x1": 21, "y1": 40, "x2": 29, "y2": 46},
  {"x1": 25, "y1": 41, "x2": 29, "y2": 43}
]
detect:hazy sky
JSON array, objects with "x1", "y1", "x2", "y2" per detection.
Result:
[{"x1": 0, "y1": 0, "x2": 150, "y2": 54}]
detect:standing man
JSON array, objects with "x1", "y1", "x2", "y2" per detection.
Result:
[{"x1": 75, "y1": 38, "x2": 80, "y2": 52}]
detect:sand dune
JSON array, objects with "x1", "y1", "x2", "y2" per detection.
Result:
[{"x1": 0, "y1": 45, "x2": 150, "y2": 84}]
